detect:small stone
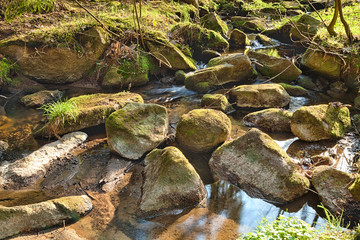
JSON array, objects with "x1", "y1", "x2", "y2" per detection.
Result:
[
  {"x1": 21, "y1": 90, "x2": 63, "y2": 108},
  {"x1": 201, "y1": 94, "x2": 231, "y2": 112},
  {"x1": 229, "y1": 29, "x2": 250, "y2": 48},
  {"x1": 175, "y1": 70, "x2": 186, "y2": 84}
]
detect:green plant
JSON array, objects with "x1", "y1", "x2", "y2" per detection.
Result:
[
  {"x1": 117, "y1": 53, "x2": 150, "y2": 80},
  {"x1": 0, "y1": 57, "x2": 17, "y2": 84},
  {"x1": 39, "y1": 100, "x2": 79, "y2": 125},
  {"x1": 4, "y1": 0, "x2": 54, "y2": 21}
]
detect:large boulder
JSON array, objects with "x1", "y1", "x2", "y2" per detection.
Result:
[
  {"x1": 106, "y1": 102, "x2": 168, "y2": 160},
  {"x1": 301, "y1": 48, "x2": 342, "y2": 79},
  {"x1": 0, "y1": 27, "x2": 109, "y2": 84},
  {"x1": 200, "y1": 12, "x2": 228, "y2": 35},
  {"x1": 185, "y1": 53, "x2": 256, "y2": 92},
  {"x1": 209, "y1": 128, "x2": 310, "y2": 203},
  {"x1": 231, "y1": 16, "x2": 267, "y2": 32},
  {"x1": 21, "y1": 90, "x2": 63, "y2": 108},
  {"x1": 230, "y1": 83, "x2": 291, "y2": 108},
  {"x1": 145, "y1": 37, "x2": 197, "y2": 71},
  {"x1": 41, "y1": 92, "x2": 143, "y2": 137},
  {"x1": 229, "y1": 29, "x2": 250, "y2": 48},
  {"x1": 0, "y1": 131, "x2": 88, "y2": 189},
  {"x1": 0, "y1": 195, "x2": 92, "y2": 239},
  {"x1": 290, "y1": 104, "x2": 351, "y2": 141},
  {"x1": 176, "y1": 109, "x2": 231, "y2": 152},
  {"x1": 243, "y1": 108, "x2": 293, "y2": 132},
  {"x1": 171, "y1": 23, "x2": 229, "y2": 55},
  {"x1": 312, "y1": 166, "x2": 360, "y2": 223},
  {"x1": 247, "y1": 51, "x2": 302, "y2": 83},
  {"x1": 138, "y1": 147, "x2": 206, "y2": 217}
]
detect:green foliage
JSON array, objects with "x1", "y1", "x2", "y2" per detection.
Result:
[
  {"x1": 117, "y1": 53, "x2": 150, "y2": 80},
  {"x1": 39, "y1": 100, "x2": 79, "y2": 125},
  {"x1": 0, "y1": 57, "x2": 17, "y2": 85},
  {"x1": 4, "y1": 0, "x2": 55, "y2": 21}
]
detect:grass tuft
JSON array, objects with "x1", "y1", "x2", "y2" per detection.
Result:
[{"x1": 39, "y1": 99, "x2": 79, "y2": 125}]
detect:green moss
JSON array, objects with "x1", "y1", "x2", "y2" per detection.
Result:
[
  {"x1": 0, "y1": 57, "x2": 18, "y2": 86},
  {"x1": 4, "y1": 0, "x2": 54, "y2": 22},
  {"x1": 0, "y1": 208, "x2": 13, "y2": 221},
  {"x1": 279, "y1": 83, "x2": 307, "y2": 96},
  {"x1": 325, "y1": 106, "x2": 351, "y2": 137}
]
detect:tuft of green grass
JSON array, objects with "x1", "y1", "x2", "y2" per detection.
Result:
[
  {"x1": 39, "y1": 99, "x2": 79, "y2": 125},
  {"x1": 4, "y1": 0, "x2": 55, "y2": 22}
]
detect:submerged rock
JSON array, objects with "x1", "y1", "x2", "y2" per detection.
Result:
[
  {"x1": 229, "y1": 29, "x2": 250, "y2": 48},
  {"x1": 0, "y1": 131, "x2": 87, "y2": 189},
  {"x1": 21, "y1": 90, "x2": 63, "y2": 108},
  {"x1": 106, "y1": 102, "x2": 168, "y2": 160},
  {"x1": 41, "y1": 92, "x2": 143, "y2": 137},
  {"x1": 201, "y1": 94, "x2": 231, "y2": 112},
  {"x1": 0, "y1": 195, "x2": 92, "y2": 239},
  {"x1": 176, "y1": 109, "x2": 231, "y2": 152},
  {"x1": 230, "y1": 83, "x2": 291, "y2": 108},
  {"x1": 146, "y1": 37, "x2": 197, "y2": 71},
  {"x1": 0, "y1": 27, "x2": 109, "y2": 84},
  {"x1": 312, "y1": 166, "x2": 360, "y2": 223},
  {"x1": 185, "y1": 53, "x2": 256, "y2": 92},
  {"x1": 247, "y1": 51, "x2": 301, "y2": 83},
  {"x1": 290, "y1": 104, "x2": 351, "y2": 141},
  {"x1": 200, "y1": 12, "x2": 228, "y2": 35},
  {"x1": 243, "y1": 108, "x2": 293, "y2": 132},
  {"x1": 138, "y1": 147, "x2": 206, "y2": 217},
  {"x1": 301, "y1": 48, "x2": 342, "y2": 79},
  {"x1": 209, "y1": 128, "x2": 309, "y2": 203}
]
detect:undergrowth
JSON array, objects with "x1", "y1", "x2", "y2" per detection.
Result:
[
  {"x1": 4, "y1": 0, "x2": 55, "y2": 22},
  {"x1": 0, "y1": 57, "x2": 18, "y2": 85}
]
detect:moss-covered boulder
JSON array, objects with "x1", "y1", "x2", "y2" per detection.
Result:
[
  {"x1": 279, "y1": 83, "x2": 307, "y2": 96},
  {"x1": 185, "y1": 53, "x2": 256, "y2": 92},
  {"x1": 138, "y1": 147, "x2": 206, "y2": 217},
  {"x1": 229, "y1": 29, "x2": 250, "y2": 49},
  {"x1": 209, "y1": 128, "x2": 310, "y2": 203},
  {"x1": 20, "y1": 90, "x2": 63, "y2": 108},
  {"x1": 174, "y1": 70, "x2": 186, "y2": 84},
  {"x1": 102, "y1": 66, "x2": 149, "y2": 89},
  {"x1": 230, "y1": 83, "x2": 291, "y2": 108},
  {"x1": 290, "y1": 104, "x2": 351, "y2": 141},
  {"x1": 106, "y1": 102, "x2": 168, "y2": 160},
  {"x1": 171, "y1": 23, "x2": 229, "y2": 55},
  {"x1": 146, "y1": 38, "x2": 197, "y2": 71},
  {"x1": 301, "y1": 48, "x2": 342, "y2": 79},
  {"x1": 0, "y1": 27, "x2": 109, "y2": 84},
  {"x1": 41, "y1": 92, "x2": 143, "y2": 137},
  {"x1": 200, "y1": 12, "x2": 228, "y2": 35},
  {"x1": 243, "y1": 108, "x2": 293, "y2": 132},
  {"x1": 201, "y1": 94, "x2": 231, "y2": 112},
  {"x1": 312, "y1": 166, "x2": 360, "y2": 223},
  {"x1": 247, "y1": 51, "x2": 301, "y2": 83},
  {"x1": 176, "y1": 109, "x2": 231, "y2": 152},
  {"x1": 0, "y1": 195, "x2": 92, "y2": 239},
  {"x1": 289, "y1": 14, "x2": 321, "y2": 40},
  {"x1": 231, "y1": 16, "x2": 267, "y2": 32}
]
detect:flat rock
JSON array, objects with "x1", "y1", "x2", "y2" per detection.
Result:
[
  {"x1": 21, "y1": 90, "x2": 63, "y2": 108},
  {"x1": 209, "y1": 128, "x2": 310, "y2": 203}
]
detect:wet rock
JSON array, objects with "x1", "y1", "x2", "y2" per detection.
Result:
[
  {"x1": 279, "y1": 83, "x2": 307, "y2": 96},
  {"x1": 0, "y1": 131, "x2": 87, "y2": 189},
  {"x1": 185, "y1": 53, "x2": 256, "y2": 92},
  {"x1": 174, "y1": 70, "x2": 186, "y2": 84},
  {"x1": 255, "y1": 34, "x2": 277, "y2": 46},
  {"x1": 200, "y1": 12, "x2": 228, "y2": 35},
  {"x1": 0, "y1": 27, "x2": 109, "y2": 84},
  {"x1": 201, "y1": 94, "x2": 231, "y2": 112},
  {"x1": 176, "y1": 109, "x2": 231, "y2": 152},
  {"x1": 229, "y1": 29, "x2": 250, "y2": 48},
  {"x1": 326, "y1": 81, "x2": 348, "y2": 99},
  {"x1": 0, "y1": 195, "x2": 92, "y2": 239},
  {"x1": 209, "y1": 128, "x2": 310, "y2": 203},
  {"x1": 106, "y1": 102, "x2": 168, "y2": 160},
  {"x1": 301, "y1": 48, "x2": 342, "y2": 79},
  {"x1": 171, "y1": 23, "x2": 229, "y2": 54},
  {"x1": 41, "y1": 92, "x2": 143, "y2": 137},
  {"x1": 20, "y1": 90, "x2": 63, "y2": 108},
  {"x1": 102, "y1": 66, "x2": 149, "y2": 89},
  {"x1": 312, "y1": 166, "x2": 360, "y2": 222},
  {"x1": 297, "y1": 75, "x2": 319, "y2": 90},
  {"x1": 230, "y1": 83, "x2": 291, "y2": 108},
  {"x1": 291, "y1": 104, "x2": 351, "y2": 141},
  {"x1": 138, "y1": 147, "x2": 206, "y2": 217},
  {"x1": 243, "y1": 108, "x2": 293, "y2": 132},
  {"x1": 231, "y1": 16, "x2": 267, "y2": 32},
  {"x1": 247, "y1": 51, "x2": 301, "y2": 83},
  {"x1": 146, "y1": 37, "x2": 197, "y2": 71},
  {"x1": 100, "y1": 158, "x2": 132, "y2": 192}
]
